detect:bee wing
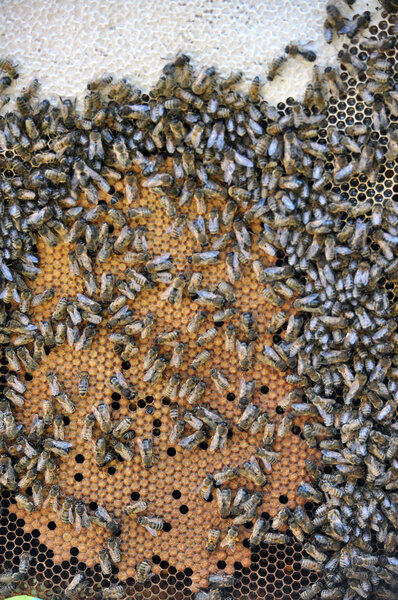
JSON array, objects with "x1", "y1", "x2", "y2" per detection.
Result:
[
  {"x1": 144, "y1": 525, "x2": 158, "y2": 538},
  {"x1": 75, "y1": 513, "x2": 82, "y2": 534}
]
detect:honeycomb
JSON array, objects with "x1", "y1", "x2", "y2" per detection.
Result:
[
  {"x1": 0, "y1": 3, "x2": 397, "y2": 600},
  {"x1": 0, "y1": 0, "x2": 372, "y2": 104}
]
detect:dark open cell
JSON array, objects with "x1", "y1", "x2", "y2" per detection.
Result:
[
  {"x1": 63, "y1": 416, "x2": 70, "y2": 425},
  {"x1": 162, "y1": 397, "x2": 171, "y2": 405},
  {"x1": 172, "y1": 490, "x2": 181, "y2": 499},
  {"x1": 153, "y1": 419, "x2": 162, "y2": 427},
  {"x1": 167, "y1": 447, "x2": 176, "y2": 457},
  {"x1": 89, "y1": 501, "x2": 98, "y2": 511},
  {"x1": 146, "y1": 395, "x2": 154, "y2": 403},
  {"x1": 130, "y1": 491, "x2": 140, "y2": 501},
  {"x1": 152, "y1": 555, "x2": 161, "y2": 564},
  {"x1": 75, "y1": 454, "x2": 85, "y2": 464},
  {"x1": 108, "y1": 467, "x2": 116, "y2": 475},
  {"x1": 112, "y1": 401, "x2": 120, "y2": 410},
  {"x1": 199, "y1": 441, "x2": 208, "y2": 450},
  {"x1": 153, "y1": 428, "x2": 161, "y2": 436},
  {"x1": 137, "y1": 399, "x2": 146, "y2": 408},
  {"x1": 121, "y1": 361, "x2": 131, "y2": 370},
  {"x1": 163, "y1": 522, "x2": 172, "y2": 532},
  {"x1": 111, "y1": 392, "x2": 121, "y2": 401},
  {"x1": 217, "y1": 560, "x2": 226, "y2": 569},
  {"x1": 276, "y1": 406, "x2": 284, "y2": 415},
  {"x1": 74, "y1": 473, "x2": 83, "y2": 482},
  {"x1": 227, "y1": 392, "x2": 236, "y2": 401},
  {"x1": 24, "y1": 372, "x2": 33, "y2": 381},
  {"x1": 179, "y1": 505, "x2": 188, "y2": 514}
]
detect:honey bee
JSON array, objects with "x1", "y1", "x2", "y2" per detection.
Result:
[
  {"x1": 216, "y1": 487, "x2": 232, "y2": 519},
  {"x1": 137, "y1": 437, "x2": 155, "y2": 468},
  {"x1": 101, "y1": 584, "x2": 125, "y2": 599},
  {"x1": 195, "y1": 290, "x2": 225, "y2": 309},
  {"x1": 135, "y1": 560, "x2": 152, "y2": 584},
  {"x1": 209, "y1": 422, "x2": 229, "y2": 453},
  {"x1": 237, "y1": 403, "x2": 260, "y2": 431},
  {"x1": 187, "y1": 272, "x2": 203, "y2": 299},
  {"x1": 208, "y1": 573, "x2": 235, "y2": 587},
  {"x1": 210, "y1": 368, "x2": 230, "y2": 391},
  {"x1": 267, "y1": 55, "x2": 288, "y2": 81},
  {"x1": 55, "y1": 391, "x2": 75, "y2": 414},
  {"x1": 285, "y1": 42, "x2": 316, "y2": 62},
  {"x1": 99, "y1": 548, "x2": 112, "y2": 575},
  {"x1": 64, "y1": 573, "x2": 89, "y2": 599},
  {"x1": 262, "y1": 532, "x2": 291, "y2": 545},
  {"x1": 53, "y1": 414, "x2": 65, "y2": 440},
  {"x1": 197, "y1": 473, "x2": 214, "y2": 501},
  {"x1": 125, "y1": 500, "x2": 148, "y2": 516},
  {"x1": 60, "y1": 496, "x2": 75, "y2": 525},
  {"x1": 191, "y1": 349, "x2": 211, "y2": 370},
  {"x1": 249, "y1": 517, "x2": 268, "y2": 546},
  {"x1": 179, "y1": 429, "x2": 207, "y2": 450},
  {"x1": 239, "y1": 456, "x2": 267, "y2": 487},
  {"x1": 108, "y1": 371, "x2": 136, "y2": 399},
  {"x1": 42, "y1": 397, "x2": 54, "y2": 426},
  {"x1": 137, "y1": 515, "x2": 164, "y2": 537},
  {"x1": 51, "y1": 295, "x2": 68, "y2": 321},
  {"x1": 31, "y1": 480, "x2": 44, "y2": 508},
  {"x1": 186, "y1": 310, "x2": 208, "y2": 334},
  {"x1": 169, "y1": 419, "x2": 186, "y2": 444},
  {"x1": 75, "y1": 500, "x2": 91, "y2": 533},
  {"x1": 220, "y1": 524, "x2": 239, "y2": 551},
  {"x1": 81, "y1": 413, "x2": 96, "y2": 442},
  {"x1": 225, "y1": 251, "x2": 241, "y2": 283},
  {"x1": 206, "y1": 528, "x2": 221, "y2": 553},
  {"x1": 163, "y1": 373, "x2": 181, "y2": 399}
]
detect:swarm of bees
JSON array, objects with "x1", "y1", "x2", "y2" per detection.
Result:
[{"x1": 0, "y1": 1, "x2": 398, "y2": 599}]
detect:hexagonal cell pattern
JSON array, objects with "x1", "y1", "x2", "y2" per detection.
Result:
[{"x1": 0, "y1": 6, "x2": 397, "y2": 600}]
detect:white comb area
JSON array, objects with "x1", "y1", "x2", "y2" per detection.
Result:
[{"x1": 0, "y1": 0, "x2": 379, "y2": 104}]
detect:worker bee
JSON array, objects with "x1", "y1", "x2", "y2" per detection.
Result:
[
  {"x1": 81, "y1": 413, "x2": 95, "y2": 442},
  {"x1": 197, "y1": 473, "x2": 214, "y2": 501},
  {"x1": 210, "y1": 368, "x2": 230, "y2": 391},
  {"x1": 53, "y1": 414, "x2": 65, "y2": 440},
  {"x1": 209, "y1": 422, "x2": 229, "y2": 453},
  {"x1": 137, "y1": 437, "x2": 155, "y2": 468},
  {"x1": 249, "y1": 517, "x2": 269, "y2": 546},
  {"x1": 98, "y1": 548, "x2": 112, "y2": 575},
  {"x1": 64, "y1": 572, "x2": 89, "y2": 599},
  {"x1": 135, "y1": 560, "x2": 152, "y2": 584},
  {"x1": 125, "y1": 500, "x2": 148, "y2": 516},
  {"x1": 196, "y1": 327, "x2": 218, "y2": 347},
  {"x1": 191, "y1": 349, "x2": 211, "y2": 370},
  {"x1": 220, "y1": 524, "x2": 239, "y2": 551},
  {"x1": 101, "y1": 584, "x2": 125, "y2": 599},
  {"x1": 179, "y1": 429, "x2": 207, "y2": 450},
  {"x1": 285, "y1": 42, "x2": 316, "y2": 62},
  {"x1": 170, "y1": 342, "x2": 185, "y2": 369},
  {"x1": 206, "y1": 528, "x2": 221, "y2": 553},
  {"x1": 75, "y1": 500, "x2": 91, "y2": 533},
  {"x1": 216, "y1": 487, "x2": 232, "y2": 518},
  {"x1": 31, "y1": 480, "x2": 44, "y2": 508},
  {"x1": 208, "y1": 573, "x2": 235, "y2": 587},
  {"x1": 239, "y1": 456, "x2": 267, "y2": 487},
  {"x1": 46, "y1": 372, "x2": 61, "y2": 397},
  {"x1": 163, "y1": 373, "x2": 181, "y2": 400},
  {"x1": 61, "y1": 496, "x2": 75, "y2": 525},
  {"x1": 186, "y1": 310, "x2": 208, "y2": 334},
  {"x1": 137, "y1": 515, "x2": 164, "y2": 537},
  {"x1": 267, "y1": 55, "x2": 288, "y2": 81},
  {"x1": 76, "y1": 371, "x2": 90, "y2": 397}
]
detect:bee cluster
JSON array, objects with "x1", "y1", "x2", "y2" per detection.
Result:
[{"x1": 0, "y1": 1, "x2": 398, "y2": 599}]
